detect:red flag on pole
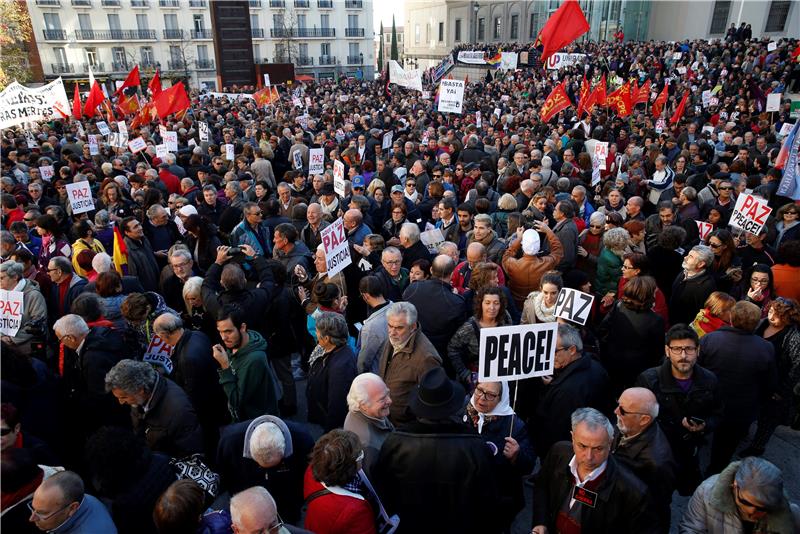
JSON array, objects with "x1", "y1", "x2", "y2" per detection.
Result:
[
  {"x1": 115, "y1": 65, "x2": 140, "y2": 97},
  {"x1": 537, "y1": 0, "x2": 590, "y2": 64},
  {"x1": 539, "y1": 81, "x2": 573, "y2": 123},
  {"x1": 607, "y1": 82, "x2": 632, "y2": 117},
  {"x1": 83, "y1": 81, "x2": 106, "y2": 117},
  {"x1": 72, "y1": 84, "x2": 82, "y2": 120},
  {"x1": 595, "y1": 74, "x2": 607, "y2": 107},
  {"x1": 670, "y1": 92, "x2": 689, "y2": 124},
  {"x1": 652, "y1": 82, "x2": 669, "y2": 118},
  {"x1": 576, "y1": 74, "x2": 590, "y2": 117},
  {"x1": 153, "y1": 82, "x2": 190, "y2": 119},
  {"x1": 148, "y1": 70, "x2": 163, "y2": 98},
  {"x1": 635, "y1": 79, "x2": 651, "y2": 105}
]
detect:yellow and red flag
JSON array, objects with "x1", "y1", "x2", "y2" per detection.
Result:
[
  {"x1": 112, "y1": 224, "x2": 128, "y2": 275},
  {"x1": 540, "y1": 81, "x2": 572, "y2": 123},
  {"x1": 253, "y1": 87, "x2": 271, "y2": 108},
  {"x1": 117, "y1": 93, "x2": 141, "y2": 116},
  {"x1": 606, "y1": 82, "x2": 632, "y2": 117},
  {"x1": 635, "y1": 79, "x2": 651, "y2": 105}
]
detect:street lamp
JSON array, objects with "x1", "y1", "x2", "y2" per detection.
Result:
[{"x1": 473, "y1": 3, "x2": 480, "y2": 43}]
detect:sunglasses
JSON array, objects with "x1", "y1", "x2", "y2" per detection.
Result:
[
  {"x1": 616, "y1": 400, "x2": 650, "y2": 417},
  {"x1": 718, "y1": 186, "x2": 733, "y2": 191}
]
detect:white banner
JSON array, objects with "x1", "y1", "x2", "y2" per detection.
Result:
[
  {"x1": 0, "y1": 290, "x2": 24, "y2": 336},
  {"x1": 729, "y1": 193, "x2": 772, "y2": 235},
  {"x1": 437, "y1": 79, "x2": 465, "y2": 114},
  {"x1": 309, "y1": 148, "x2": 324, "y2": 175},
  {"x1": 545, "y1": 53, "x2": 588, "y2": 70},
  {"x1": 766, "y1": 93, "x2": 782, "y2": 112},
  {"x1": 554, "y1": 288, "x2": 595, "y2": 326},
  {"x1": 478, "y1": 323, "x2": 558, "y2": 382},
  {"x1": 457, "y1": 51, "x2": 487, "y2": 65},
  {"x1": 320, "y1": 218, "x2": 352, "y2": 278},
  {"x1": 0, "y1": 78, "x2": 70, "y2": 129},
  {"x1": 388, "y1": 60, "x2": 422, "y2": 92},
  {"x1": 65, "y1": 181, "x2": 95, "y2": 214}
]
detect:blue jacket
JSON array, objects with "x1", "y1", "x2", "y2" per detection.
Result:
[
  {"x1": 52, "y1": 494, "x2": 117, "y2": 534},
  {"x1": 230, "y1": 220, "x2": 272, "y2": 256}
]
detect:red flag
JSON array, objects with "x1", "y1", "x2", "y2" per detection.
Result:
[
  {"x1": 670, "y1": 92, "x2": 689, "y2": 124},
  {"x1": 102, "y1": 99, "x2": 116, "y2": 123},
  {"x1": 537, "y1": 0, "x2": 590, "y2": 64},
  {"x1": 652, "y1": 82, "x2": 669, "y2": 118},
  {"x1": 148, "y1": 70, "x2": 162, "y2": 98},
  {"x1": 595, "y1": 74, "x2": 607, "y2": 106},
  {"x1": 607, "y1": 82, "x2": 632, "y2": 117},
  {"x1": 630, "y1": 79, "x2": 638, "y2": 104},
  {"x1": 253, "y1": 87, "x2": 270, "y2": 108},
  {"x1": 576, "y1": 74, "x2": 590, "y2": 117},
  {"x1": 72, "y1": 84, "x2": 82, "y2": 120},
  {"x1": 117, "y1": 93, "x2": 141, "y2": 116},
  {"x1": 83, "y1": 81, "x2": 106, "y2": 117},
  {"x1": 792, "y1": 44, "x2": 800, "y2": 63},
  {"x1": 269, "y1": 86, "x2": 280, "y2": 104},
  {"x1": 540, "y1": 81, "x2": 573, "y2": 123},
  {"x1": 153, "y1": 82, "x2": 190, "y2": 119},
  {"x1": 114, "y1": 65, "x2": 140, "y2": 97},
  {"x1": 636, "y1": 79, "x2": 651, "y2": 105}
]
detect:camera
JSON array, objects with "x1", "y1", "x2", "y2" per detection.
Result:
[{"x1": 227, "y1": 246, "x2": 244, "y2": 256}]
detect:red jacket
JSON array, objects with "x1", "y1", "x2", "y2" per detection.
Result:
[
  {"x1": 158, "y1": 168, "x2": 181, "y2": 195},
  {"x1": 302, "y1": 466, "x2": 376, "y2": 534},
  {"x1": 4, "y1": 207, "x2": 24, "y2": 229}
]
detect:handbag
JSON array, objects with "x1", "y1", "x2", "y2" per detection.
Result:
[{"x1": 169, "y1": 454, "x2": 220, "y2": 498}]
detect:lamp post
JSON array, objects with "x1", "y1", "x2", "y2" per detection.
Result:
[{"x1": 472, "y1": 2, "x2": 480, "y2": 43}]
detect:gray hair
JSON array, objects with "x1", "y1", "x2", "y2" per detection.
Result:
[
  {"x1": 691, "y1": 245, "x2": 714, "y2": 270},
  {"x1": 681, "y1": 186, "x2": 697, "y2": 201},
  {"x1": 226, "y1": 180, "x2": 242, "y2": 193},
  {"x1": 104, "y1": 359, "x2": 158, "y2": 394},
  {"x1": 92, "y1": 252, "x2": 113, "y2": 274},
  {"x1": 399, "y1": 222, "x2": 420, "y2": 244},
  {"x1": 49, "y1": 256, "x2": 73, "y2": 274},
  {"x1": 438, "y1": 241, "x2": 458, "y2": 256},
  {"x1": 589, "y1": 211, "x2": 606, "y2": 226},
  {"x1": 53, "y1": 314, "x2": 90, "y2": 339},
  {"x1": 145, "y1": 169, "x2": 159, "y2": 180},
  {"x1": 557, "y1": 323, "x2": 583, "y2": 353},
  {"x1": 734, "y1": 457, "x2": 786, "y2": 509},
  {"x1": 315, "y1": 311, "x2": 349, "y2": 347},
  {"x1": 381, "y1": 246, "x2": 402, "y2": 261},
  {"x1": 153, "y1": 312, "x2": 183, "y2": 337},
  {"x1": 603, "y1": 227, "x2": 630, "y2": 253},
  {"x1": 0, "y1": 260, "x2": 24, "y2": 281},
  {"x1": 94, "y1": 209, "x2": 110, "y2": 228},
  {"x1": 28, "y1": 183, "x2": 43, "y2": 193},
  {"x1": 146, "y1": 204, "x2": 167, "y2": 220},
  {"x1": 230, "y1": 487, "x2": 276, "y2": 530},
  {"x1": 346, "y1": 373, "x2": 385, "y2": 412},
  {"x1": 386, "y1": 301, "x2": 417, "y2": 326},
  {"x1": 41, "y1": 471, "x2": 85, "y2": 506},
  {"x1": 182, "y1": 276, "x2": 204, "y2": 311},
  {"x1": 571, "y1": 407, "x2": 614, "y2": 441},
  {"x1": 474, "y1": 213, "x2": 492, "y2": 227},
  {"x1": 169, "y1": 248, "x2": 193, "y2": 263},
  {"x1": 1, "y1": 230, "x2": 15, "y2": 246},
  {"x1": 249, "y1": 422, "x2": 286, "y2": 467}
]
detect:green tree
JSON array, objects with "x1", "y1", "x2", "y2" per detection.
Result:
[
  {"x1": 0, "y1": 0, "x2": 33, "y2": 89},
  {"x1": 378, "y1": 22, "x2": 384, "y2": 74},
  {"x1": 390, "y1": 15, "x2": 398, "y2": 61}
]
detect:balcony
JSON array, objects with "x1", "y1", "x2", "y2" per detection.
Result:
[
  {"x1": 344, "y1": 0, "x2": 362, "y2": 7},
  {"x1": 296, "y1": 56, "x2": 313, "y2": 66},
  {"x1": 74, "y1": 29, "x2": 157, "y2": 40},
  {"x1": 130, "y1": 0, "x2": 149, "y2": 6},
  {"x1": 196, "y1": 59, "x2": 215, "y2": 69},
  {"x1": 345, "y1": 27, "x2": 365, "y2": 37},
  {"x1": 273, "y1": 55, "x2": 289, "y2": 63},
  {"x1": 101, "y1": 0, "x2": 121, "y2": 5},
  {"x1": 251, "y1": 28, "x2": 264, "y2": 38},
  {"x1": 36, "y1": 0, "x2": 60, "y2": 5},
  {"x1": 51, "y1": 63, "x2": 74, "y2": 74},
  {"x1": 299, "y1": 27, "x2": 334, "y2": 37},
  {"x1": 346, "y1": 55, "x2": 363, "y2": 64},
  {"x1": 318, "y1": 55, "x2": 335, "y2": 65},
  {"x1": 82, "y1": 62, "x2": 105, "y2": 72},
  {"x1": 42, "y1": 29, "x2": 67, "y2": 40},
  {"x1": 269, "y1": 0, "x2": 284, "y2": 7},
  {"x1": 72, "y1": 0, "x2": 91, "y2": 6},
  {"x1": 189, "y1": 0, "x2": 206, "y2": 6},
  {"x1": 111, "y1": 61, "x2": 129, "y2": 71},
  {"x1": 168, "y1": 60, "x2": 186, "y2": 70},
  {"x1": 163, "y1": 29, "x2": 184, "y2": 39},
  {"x1": 191, "y1": 29, "x2": 212, "y2": 39},
  {"x1": 248, "y1": 0, "x2": 261, "y2": 6},
  {"x1": 294, "y1": 0, "x2": 309, "y2": 7},
  {"x1": 317, "y1": 0, "x2": 332, "y2": 7},
  {"x1": 159, "y1": 0, "x2": 180, "y2": 6}
]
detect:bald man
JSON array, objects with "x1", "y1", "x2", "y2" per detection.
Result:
[
  {"x1": 343, "y1": 208, "x2": 370, "y2": 247},
  {"x1": 29, "y1": 471, "x2": 117, "y2": 533},
  {"x1": 230, "y1": 486, "x2": 312, "y2": 534},
  {"x1": 612, "y1": 387, "x2": 677, "y2": 532},
  {"x1": 451, "y1": 242, "x2": 506, "y2": 295}
]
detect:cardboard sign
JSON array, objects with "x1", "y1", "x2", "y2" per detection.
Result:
[
  {"x1": 88, "y1": 135, "x2": 100, "y2": 155},
  {"x1": 163, "y1": 131, "x2": 178, "y2": 152},
  {"x1": 309, "y1": 148, "x2": 324, "y2": 175},
  {"x1": 437, "y1": 79, "x2": 465, "y2": 114},
  {"x1": 333, "y1": 160, "x2": 346, "y2": 196},
  {"x1": 696, "y1": 220, "x2": 713, "y2": 241},
  {"x1": 292, "y1": 150, "x2": 303, "y2": 170},
  {"x1": 478, "y1": 323, "x2": 558, "y2": 382},
  {"x1": 593, "y1": 142, "x2": 608, "y2": 170},
  {"x1": 766, "y1": 93, "x2": 782, "y2": 112},
  {"x1": 117, "y1": 121, "x2": 128, "y2": 135},
  {"x1": 320, "y1": 218, "x2": 352, "y2": 277},
  {"x1": 142, "y1": 335, "x2": 174, "y2": 374},
  {"x1": 128, "y1": 136, "x2": 146, "y2": 153},
  {"x1": 382, "y1": 131, "x2": 393, "y2": 150},
  {"x1": 0, "y1": 290, "x2": 24, "y2": 336},
  {"x1": 156, "y1": 144, "x2": 169, "y2": 159},
  {"x1": 76, "y1": 122, "x2": 86, "y2": 139},
  {"x1": 709, "y1": 96, "x2": 719, "y2": 107},
  {"x1": 65, "y1": 181, "x2": 95, "y2": 214},
  {"x1": 420, "y1": 228, "x2": 445, "y2": 254},
  {"x1": 199, "y1": 121, "x2": 209, "y2": 142},
  {"x1": 108, "y1": 132, "x2": 119, "y2": 148},
  {"x1": 554, "y1": 288, "x2": 595, "y2": 326},
  {"x1": 39, "y1": 165, "x2": 55, "y2": 182},
  {"x1": 729, "y1": 193, "x2": 772, "y2": 235},
  {"x1": 780, "y1": 122, "x2": 796, "y2": 137},
  {"x1": 96, "y1": 121, "x2": 110, "y2": 136},
  {"x1": 224, "y1": 143, "x2": 235, "y2": 160},
  {"x1": 476, "y1": 110, "x2": 482, "y2": 128}
]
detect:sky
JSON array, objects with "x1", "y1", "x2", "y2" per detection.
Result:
[{"x1": 373, "y1": 0, "x2": 405, "y2": 31}]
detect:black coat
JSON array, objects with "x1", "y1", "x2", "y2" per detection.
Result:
[
  {"x1": 107, "y1": 451, "x2": 176, "y2": 534},
  {"x1": 699, "y1": 326, "x2": 778, "y2": 425},
  {"x1": 201, "y1": 256, "x2": 276, "y2": 333},
  {"x1": 669, "y1": 269, "x2": 717, "y2": 326},
  {"x1": 532, "y1": 441, "x2": 657, "y2": 533},
  {"x1": 184, "y1": 232, "x2": 223, "y2": 274},
  {"x1": 306, "y1": 344, "x2": 357, "y2": 431},
  {"x1": 374, "y1": 419, "x2": 502, "y2": 534},
  {"x1": 400, "y1": 240, "x2": 432, "y2": 270},
  {"x1": 647, "y1": 246, "x2": 684, "y2": 300},
  {"x1": 123, "y1": 235, "x2": 160, "y2": 292},
  {"x1": 83, "y1": 275, "x2": 144, "y2": 295},
  {"x1": 403, "y1": 279, "x2": 467, "y2": 363}
]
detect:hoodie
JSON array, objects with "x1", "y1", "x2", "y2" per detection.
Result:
[{"x1": 218, "y1": 330, "x2": 280, "y2": 422}]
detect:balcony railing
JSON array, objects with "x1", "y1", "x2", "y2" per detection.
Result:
[
  {"x1": 74, "y1": 29, "x2": 157, "y2": 40},
  {"x1": 269, "y1": 0, "x2": 284, "y2": 7},
  {"x1": 36, "y1": 0, "x2": 60, "y2": 5},
  {"x1": 248, "y1": 0, "x2": 261, "y2": 6},
  {"x1": 163, "y1": 29, "x2": 184, "y2": 39},
  {"x1": 82, "y1": 62, "x2": 105, "y2": 72},
  {"x1": 42, "y1": 29, "x2": 67, "y2": 40},
  {"x1": 130, "y1": 0, "x2": 149, "y2": 6},
  {"x1": 251, "y1": 28, "x2": 264, "y2": 38},
  {"x1": 51, "y1": 63, "x2": 74, "y2": 74},
  {"x1": 159, "y1": 0, "x2": 179, "y2": 6},
  {"x1": 191, "y1": 29, "x2": 212, "y2": 39},
  {"x1": 101, "y1": 0, "x2": 120, "y2": 5},
  {"x1": 296, "y1": 56, "x2": 313, "y2": 66},
  {"x1": 72, "y1": 0, "x2": 92, "y2": 6},
  {"x1": 168, "y1": 60, "x2": 186, "y2": 70},
  {"x1": 345, "y1": 27, "x2": 365, "y2": 37},
  {"x1": 189, "y1": 0, "x2": 206, "y2": 6},
  {"x1": 318, "y1": 55, "x2": 335, "y2": 65},
  {"x1": 271, "y1": 27, "x2": 334, "y2": 38},
  {"x1": 344, "y1": 0, "x2": 362, "y2": 7},
  {"x1": 140, "y1": 61, "x2": 158, "y2": 69},
  {"x1": 346, "y1": 55, "x2": 362, "y2": 64},
  {"x1": 111, "y1": 61, "x2": 129, "y2": 71},
  {"x1": 273, "y1": 55, "x2": 289, "y2": 63},
  {"x1": 317, "y1": 0, "x2": 332, "y2": 7},
  {"x1": 196, "y1": 59, "x2": 215, "y2": 69},
  {"x1": 294, "y1": 0, "x2": 309, "y2": 7}
]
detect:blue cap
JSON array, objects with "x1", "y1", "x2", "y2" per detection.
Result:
[{"x1": 352, "y1": 175, "x2": 365, "y2": 188}]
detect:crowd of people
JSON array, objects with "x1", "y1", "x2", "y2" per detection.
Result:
[{"x1": 2, "y1": 29, "x2": 800, "y2": 534}]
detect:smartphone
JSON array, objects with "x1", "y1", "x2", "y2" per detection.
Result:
[{"x1": 689, "y1": 416, "x2": 705, "y2": 426}]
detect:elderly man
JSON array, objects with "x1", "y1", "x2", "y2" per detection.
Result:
[
  {"x1": 378, "y1": 302, "x2": 442, "y2": 424},
  {"x1": 502, "y1": 221, "x2": 563, "y2": 309},
  {"x1": 669, "y1": 245, "x2": 717, "y2": 325},
  {"x1": 626, "y1": 196, "x2": 646, "y2": 221},
  {"x1": 230, "y1": 201, "x2": 272, "y2": 256},
  {"x1": 0, "y1": 260, "x2": 47, "y2": 355},
  {"x1": 467, "y1": 214, "x2": 506, "y2": 264},
  {"x1": 300, "y1": 202, "x2": 329, "y2": 252},
  {"x1": 532, "y1": 408, "x2": 655, "y2": 533},
  {"x1": 159, "y1": 248, "x2": 195, "y2": 312},
  {"x1": 29, "y1": 471, "x2": 117, "y2": 534},
  {"x1": 373, "y1": 247, "x2": 409, "y2": 302},
  {"x1": 272, "y1": 222, "x2": 313, "y2": 276},
  {"x1": 612, "y1": 387, "x2": 677, "y2": 532},
  {"x1": 121, "y1": 216, "x2": 160, "y2": 292},
  {"x1": 105, "y1": 359, "x2": 203, "y2": 458},
  {"x1": 398, "y1": 222, "x2": 431, "y2": 269},
  {"x1": 217, "y1": 415, "x2": 314, "y2": 524},
  {"x1": 343, "y1": 373, "x2": 394, "y2": 475},
  {"x1": 144, "y1": 204, "x2": 181, "y2": 262},
  {"x1": 46, "y1": 256, "x2": 87, "y2": 319},
  {"x1": 230, "y1": 486, "x2": 313, "y2": 534},
  {"x1": 343, "y1": 208, "x2": 371, "y2": 248},
  {"x1": 571, "y1": 185, "x2": 596, "y2": 226},
  {"x1": 277, "y1": 182, "x2": 301, "y2": 219}
]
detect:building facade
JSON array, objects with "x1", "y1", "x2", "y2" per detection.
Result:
[{"x1": 25, "y1": 0, "x2": 374, "y2": 89}]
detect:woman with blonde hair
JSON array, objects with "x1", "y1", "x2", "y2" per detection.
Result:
[{"x1": 690, "y1": 291, "x2": 735, "y2": 338}]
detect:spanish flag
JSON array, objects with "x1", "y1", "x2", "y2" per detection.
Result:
[
  {"x1": 253, "y1": 87, "x2": 271, "y2": 108},
  {"x1": 112, "y1": 223, "x2": 128, "y2": 275}
]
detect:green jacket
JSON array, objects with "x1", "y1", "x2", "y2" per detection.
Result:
[
  {"x1": 218, "y1": 330, "x2": 280, "y2": 421},
  {"x1": 596, "y1": 247, "x2": 623, "y2": 296}
]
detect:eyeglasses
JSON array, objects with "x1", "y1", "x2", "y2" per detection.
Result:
[
  {"x1": 27, "y1": 500, "x2": 71, "y2": 520},
  {"x1": 667, "y1": 345, "x2": 697, "y2": 355},
  {"x1": 554, "y1": 346, "x2": 572, "y2": 354},
  {"x1": 264, "y1": 512, "x2": 285, "y2": 534},
  {"x1": 474, "y1": 387, "x2": 499, "y2": 402},
  {"x1": 23, "y1": 218, "x2": 35, "y2": 222},
  {"x1": 171, "y1": 260, "x2": 192, "y2": 270},
  {"x1": 751, "y1": 276, "x2": 769, "y2": 285},
  {"x1": 718, "y1": 186, "x2": 733, "y2": 191},
  {"x1": 383, "y1": 259, "x2": 401, "y2": 266},
  {"x1": 406, "y1": 183, "x2": 416, "y2": 187},
  {"x1": 616, "y1": 401, "x2": 650, "y2": 417},
  {"x1": 735, "y1": 486, "x2": 770, "y2": 513},
  {"x1": 785, "y1": 212, "x2": 799, "y2": 216},
  {"x1": 46, "y1": 268, "x2": 61, "y2": 273}
]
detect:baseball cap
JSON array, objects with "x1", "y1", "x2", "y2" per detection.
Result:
[
  {"x1": 352, "y1": 175, "x2": 365, "y2": 189},
  {"x1": 391, "y1": 184, "x2": 404, "y2": 194}
]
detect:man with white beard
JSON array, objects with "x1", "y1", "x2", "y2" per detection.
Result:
[{"x1": 377, "y1": 302, "x2": 442, "y2": 425}]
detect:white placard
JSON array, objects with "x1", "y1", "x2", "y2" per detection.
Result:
[
  {"x1": 545, "y1": 53, "x2": 588, "y2": 71},
  {"x1": 199, "y1": 121, "x2": 209, "y2": 142},
  {"x1": 65, "y1": 181, "x2": 95, "y2": 214},
  {"x1": 142, "y1": 335, "x2": 174, "y2": 374},
  {"x1": 128, "y1": 136, "x2": 146, "y2": 153},
  {"x1": 696, "y1": 220, "x2": 713, "y2": 241},
  {"x1": 388, "y1": 60, "x2": 423, "y2": 92},
  {"x1": 553, "y1": 288, "x2": 595, "y2": 326},
  {"x1": 382, "y1": 131, "x2": 393, "y2": 150},
  {"x1": 767, "y1": 41, "x2": 777, "y2": 52},
  {"x1": 655, "y1": 118, "x2": 666, "y2": 134},
  {"x1": 478, "y1": 323, "x2": 558, "y2": 382},
  {"x1": 263, "y1": 73, "x2": 271, "y2": 87},
  {"x1": 163, "y1": 131, "x2": 178, "y2": 152},
  {"x1": 188, "y1": 138, "x2": 197, "y2": 147},
  {"x1": 593, "y1": 142, "x2": 609, "y2": 170},
  {"x1": 117, "y1": 121, "x2": 128, "y2": 135},
  {"x1": 476, "y1": 110, "x2": 482, "y2": 128},
  {"x1": 729, "y1": 193, "x2": 772, "y2": 235},
  {"x1": 293, "y1": 150, "x2": 303, "y2": 170},
  {"x1": 292, "y1": 96, "x2": 302, "y2": 108},
  {"x1": 24, "y1": 131, "x2": 39, "y2": 147},
  {"x1": 702, "y1": 90, "x2": 712, "y2": 108},
  {"x1": 333, "y1": 160, "x2": 346, "y2": 196},
  {"x1": 159, "y1": 124, "x2": 168, "y2": 138},
  {"x1": 39, "y1": 165, "x2": 55, "y2": 182},
  {"x1": 780, "y1": 122, "x2": 796, "y2": 137},
  {"x1": 309, "y1": 148, "x2": 324, "y2": 175},
  {"x1": 766, "y1": 93, "x2": 782, "y2": 112},
  {"x1": 224, "y1": 143, "x2": 235, "y2": 160},
  {"x1": 0, "y1": 78, "x2": 70, "y2": 129},
  {"x1": 493, "y1": 107, "x2": 501, "y2": 117},
  {"x1": 672, "y1": 52, "x2": 682, "y2": 60},
  {"x1": 76, "y1": 122, "x2": 86, "y2": 139},
  {"x1": 702, "y1": 125, "x2": 715, "y2": 134},
  {"x1": 421, "y1": 90, "x2": 430, "y2": 99},
  {"x1": 96, "y1": 121, "x2": 110, "y2": 136},
  {"x1": 88, "y1": 135, "x2": 100, "y2": 155},
  {"x1": 420, "y1": 228, "x2": 445, "y2": 254},
  {"x1": 591, "y1": 156, "x2": 601, "y2": 186},
  {"x1": 156, "y1": 144, "x2": 169, "y2": 159},
  {"x1": 0, "y1": 290, "x2": 24, "y2": 336},
  {"x1": 108, "y1": 132, "x2": 119, "y2": 149},
  {"x1": 116, "y1": 132, "x2": 128, "y2": 149},
  {"x1": 320, "y1": 218, "x2": 352, "y2": 278},
  {"x1": 437, "y1": 79, "x2": 465, "y2": 114}
]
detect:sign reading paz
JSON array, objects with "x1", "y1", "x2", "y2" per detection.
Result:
[
  {"x1": 553, "y1": 288, "x2": 595, "y2": 326},
  {"x1": 729, "y1": 193, "x2": 772, "y2": 235},
  {"x1": 479, "y1": 323, "x2": 557, "y2": 382},
  {"x1": 309, "y1": 148, "x2": 324, "y2": 175},
  {"x1": 320, "y1": 218, "x2": 352, "y2": 278},
  {"x1": 65, "y1": 182, "x2": 95, "y2": 214},
  {"x1": 142, "y1": 335, "x2": 174, "y2": 374},
  {"x1": 0, "y1": 290, "x2": 24, "y2": 336}
]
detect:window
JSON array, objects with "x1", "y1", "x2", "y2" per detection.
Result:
[
  {"x1": 426, "y1": 23, "x2": 430, "y2": 42},
  {"x1": 78, "y1": 14, "x2": 92, "y2": 31},
  {"x1": 493, "y1": 17, "x2": 501, "y2": 39},
  {"x1": 253, "y1": 43, "x2": 261, "y2": 60},
  {"x1": 169, "y1": 45, "x2": 181, "y2": 63},
  {"x1": 112, "y1": 47, "x2": 125, "y2": 64},
  {"x1": 85, "y1": 48, "x2": 98, "y2": 66},
  {"x1": 709, "y1": 1, "x2": 731, "y2": 34},
  {"x1": 273, "y1": 14, "x2": 283, "y2": 28},
  {"x1": 164, "y1": 14, "x2": 178, "y2": 30},
  {"x1": 297, "y1": 14, "x2": 306, "y2": 28},
  {"x1": 438, "y1": 22, "x2": 443, "y2": 42},
  {"x1": 349, "y1": 42, "x2": 359, "y2": 57},
  {"x1": 348, "y1": 14, "x2": 358, "y2": 28},
  {"x1": 197, "y1": 44, "x2": 208, "y2": 60},
  {"x1": 193, "y1": 15, "x2": 205, "y2": 31},
  {"x1": 140, "y1": 46, "x2": 154, "y2": 65},
  {"x1": 477, "y1": 18, "x2": 485, "y2": 40},
  {"x1": 251, "y1": 14, "x2": 259, "y2": 30},
  {"x1": 321, "y1": 14, "x2": 329, "y2": 28},
  {"x1": 299, "y1": 43, "x2": 308, "y2": 58},
  {"x1": 510, "y1": 14, "x2": 519, "y2": 39},
  {"x1": 54, "y1": 47, "x2": 68, "y2": 65},
  {"x1": 765, "y1": 1, "x2": 791, "y2": 32},
  {"x1": 415, "y1": 24, "x2": 420, "y2": 44},
  {"x1": 454, "y1": 19, "x2": 461, "y2": 41},
  {"x1": 530, "y1": 12, "x2": 543, "y2": 39},
  {"x1": 107, "y1": 14, "x2": 121, "y2": 31},
  {"x1": 321, "y1": 42, "x2": 330, "y2": 56},
  {"x1": 136, "y1": 14, "x2": 149, "y2": 30},
  {"x1": 43, "y1": 13, "x2": 61, "y2": 30},
  {"x1": 398, "y1": 33, "x2": 403, "y2": 43}
]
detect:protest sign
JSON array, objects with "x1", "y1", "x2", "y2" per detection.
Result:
[
  {"x1": 128, "y1": 136, "x2": 146, "y2": 153},
  {"x1": 156, "y1": 144, "x2": 169, "y2": 159},
  {"x1": 432, "y1": 53, "x2": 455, "y2": 83},
  {"x1": 702, "y1": 90, "x2": 712, "y2": 108},
  {"x1": 116, "y1": 132, "x2": 128, "y2": 149},
  {"x1": 780, "y1": 122, "x2": 795, "y2": 137},
  {"x1": 292, "y1": 96, "x2": 302, "y2": 108},
  {"x1": 199, "y1": 121, "x2": 209, "y2": 142},
  {"x1": 293, "y1": 150, "x2": 303, "y2": 170},
  {"x1": 39, "y1": 165, "x2": 55, "y2": 182},
  {"x1": 224, "y1": 143, "x2": 235, "y2": 160},
  {"x1": 476, "y1": 111, "x2": 482, "y2": 128},
  {"x1": 672, "y1": 52, "x2": 683, "y2": 60},
  {"x1": 0, "y1": 290, "x2": 24, "y2": 336},
  {"x1": 420, "y1": 228, "x2": 445, "y2": 254},
  {"x1": 108, "y1": 132, "x2": 119, "y2": 149},
  {"x1": 188, "y1": 138, "x2": 197, "y2": 148},
  {"x1": 309, "y1": 148, "x2": 324, "y2": 175},
  {"x1": 333, "y1": 160, "x2": 346, "y2": 196},
  {"x1": 0, "y1": 78, "x2": 70, "y2": 129},
  {"x1": 499, "y1": 52, "x2": 518, "y2": 71},
  {"x1": 163, "y1": 131, "x2": 178, "y2": 152},
  {"x1": 696, "y1": 220, "x2": 713, "y2": 241},
  {"x1": 767, "y1": 41, "x2": 777, "y2": 52},
  {"x1": 263, "y1": 73, "x2": 271, "y2": 87},
  {"x1": 24, "y1": 130, "x2": 38, "y2": 147},
  {"x1": 65, "y1": 181, "x2": 95, "y2": 214},
  {"x1": 437, "y1": 79, "x2": 465, "y2": 114},
  {"x1": 766, "y1": 93, "x2": 782, "y2": 112},
  {"x1": 305, "y1": 96, "x2": 312, "y2": 107},
  {"x1": 593, "y1": 142, "x2": 608, "y2": 170},
  {"x1": 159, "y1": 124, "x2": 168, "y2": 138},
  {"x1": 320, "y1": 218, "x2": 352, "y2": 278},
  {"x1": 478, "y1": 323, "x2": 558, "y2": 382},
  {"x1": 545, "y1": 53, "x2": 588, "y2": 70},
  {"x1": 88, "y1": 135, "x2": 100, "y2": 155},
  {"x1": 591, "y1": 156, "x2": 601, "y2": 186},
  {"x1": 389, "y1": 60, "x2": 423, "y2": 92},
  {"x1": 96, "y1": 121, "x2": 111, "y2": 136},
  {"x1": 421, "y1": 90, "x2": 430, "y2": 99},
  {"x1": 554, "y1": 288, "x2": 595, "y2": 326},
  {"x1": 117, "y1": 121, "x2": 128, "y2": 135},
  {"x1": 729, "y1": 193, "x2": 772, "y2": 235},
  {"x1": 75, "y1": 122, "x2": 86, "y2": 139},
  {"x1": 655, "y1": 118, "x2": 666, "y2": 134},
  {"x1": 382, "y1": 131, "x2": 393, "y2": 150},
  {"x1": 142, "y1": 335, "x2": 174, "y2": 374}
]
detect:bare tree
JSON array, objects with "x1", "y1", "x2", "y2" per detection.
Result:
[{"x1": 274, "y1": 5, "x2": 299, "y2": 64}]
